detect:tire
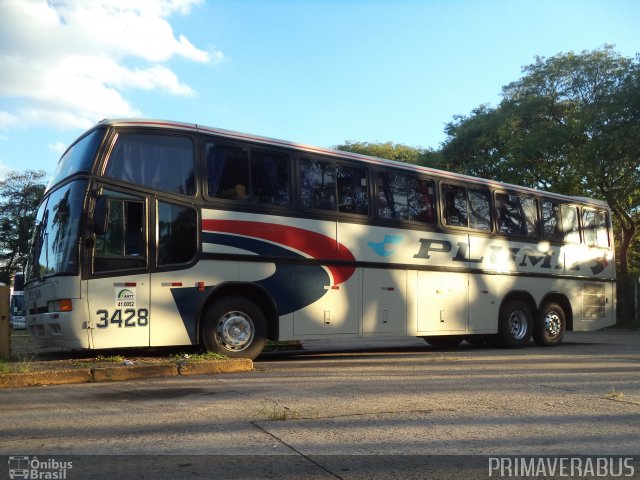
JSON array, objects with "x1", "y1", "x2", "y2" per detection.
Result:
[
  {"x1": 422, "y1": 335, "x2": 464, "y2": 347},
  {"x1": 202, "y1": 296, "x2": 267, "y2": 359},
  {"x1": 499, "y1": 300, "x2": 533, "y2": 348},
  {"x1": 533, "y1": 302, "x2": 566, "y2": 347}
]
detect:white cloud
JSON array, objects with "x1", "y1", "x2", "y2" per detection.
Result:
[
  {"x1": 49, "y1": 141, "x2": 70, "y2": 155},
  {"x1": 0, "y1": 0, "x2": 218, "y2": 130},
  {"x1": 0, "y1": 111, "x2": 20, "y2": 130},
  {"x1": 0, "y1": 162, "x2": 11, "y2": 180}
]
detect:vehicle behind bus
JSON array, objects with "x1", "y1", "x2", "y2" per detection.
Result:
[{"x1": 10, "y1": 272, "x2": 26, "y2": 330}]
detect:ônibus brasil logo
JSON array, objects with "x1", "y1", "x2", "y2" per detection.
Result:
[{"x1": 8, "y1": 456, "x2": 73, "y2": 479}]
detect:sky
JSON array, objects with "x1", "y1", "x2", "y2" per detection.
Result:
[{"x1": 0, "y1": 0, "x2": 638, "y2": 180}]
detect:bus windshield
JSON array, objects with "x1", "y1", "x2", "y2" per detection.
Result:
[
  {"x1": 26, "y1": 179, "x2": 87, "y2": 281},
  {"x1": 47, "y1": 128, "x2": 104, "y2": 190}
]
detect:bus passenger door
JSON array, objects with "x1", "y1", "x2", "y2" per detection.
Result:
[
  {"x1": 87, "y1": 191, "x2": 151, "y2": 349},
  {"x1": 149, "y1": 199, "x2": 199, "y2": 347}
]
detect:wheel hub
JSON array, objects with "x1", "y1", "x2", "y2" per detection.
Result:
[
  {"x1": 217, "y1": 311, "x2": 254, "y2": 351},
  {"x1": 545, "y1": 312, "x2": 562, "y2": 337},
  {"x1": 508, "y1": 310, "x2": 528, "y2": 340}
]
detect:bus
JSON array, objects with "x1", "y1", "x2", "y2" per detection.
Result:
[{"x1": 24, "y1": 119, "x2": 616, "y2": 359}]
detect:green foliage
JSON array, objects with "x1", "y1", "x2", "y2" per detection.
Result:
[
  {"x1": 0, "y1": 170, "x2": 47, "y2": 285},
  {"x1": 441, "y1": 46, "x2": 640, "y2": 322},
  {"x1": 334, "y1": 141, "x2": 442, "y2": 168}
]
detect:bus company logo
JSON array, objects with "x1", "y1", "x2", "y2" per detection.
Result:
[
  {"x1": 8, "y1": 456, "x2": 73, "y2": 479},
  {"x1": 115, "y1": 288, "x2": 136, "y2": 308},
  {"x1": 117, "y1": 289, "x2": 135, "y2": 300},
  {"x1": 368, "y1": 235, "x2": 403, "y2": 257}
]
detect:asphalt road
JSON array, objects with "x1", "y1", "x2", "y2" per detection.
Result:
[{"x1": 1, "y1": 331, "x2": 639, "y2": 479}]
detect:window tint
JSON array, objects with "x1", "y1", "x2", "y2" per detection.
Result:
[
  {"x1": 105, "y1": 134, "x2": 195, "y2": 195},
  {"x1": 443, "y1": 184, "x2": 490, "y2": 231},
  {"x1": 94, "y1": 197, "x2": 146, "y2": 272},
  {"x1": 250, "y1": 150, "x2": 290, "y2": 205},
  {"x1": 299, "y1": 159, "x2": 369, "y2": 215},
  {"x1": 206, "y1": 145, "x2": 291, "y2": 205},
  {"x1": 443, "y1": 185, "x2": 468, "y2": 227},
  {"x1": 583, "y1": 209, "x2": 609, "y2": 247},
  {"x1": 376, "y1": 172, "x2": 435, "y2": 224},
  {"x1": 207, "y1": 145, "x2": 250, "y2": 199},
  {"x1": 337, "y1": 165, "x2": 369, "y2": 215},
  {"x1": 468, "y1": 188, "x2": 491, "y2": 231},
  {"x1": 28, "y1": 180, "x2": 87, "y2": 280},
  {"x1": 158, "y1": 202, "x2": 197, "y2": 265},
  {"x1": 495, "y1": 193, "x2": 539, "y2": 238},
  {"x1": 49, "y1": 129, "x2": 104, "y2": 189},
  {"x1": 542, "y1": 200, "x2": 580, "y2": 243},
  {"x1": 300, "y1": 158, "x2": 336, "y2": 211}
]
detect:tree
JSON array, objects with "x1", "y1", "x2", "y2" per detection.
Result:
[
  {"x1": 0, "y1": 170, "x2": 47, "y2": 285},
  {"x1": 334, "y1": 141, "x2": 441, "y2": 167},
  {"x1": 441, "y1": 46, "x2": 640, "y2": 323}
]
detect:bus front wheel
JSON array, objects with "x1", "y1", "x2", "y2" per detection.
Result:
[
  {"x1": 202, "y1": 296, "x2": 267, "y2": 360},
  {"x1": 499, "y1": 300, "x2": 533, "y2": 348},
  {"x1": 533, "y1": 302, "x2": 566, "y2": 347}
]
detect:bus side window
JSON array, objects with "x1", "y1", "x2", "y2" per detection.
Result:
[
  {"x1": 542, "y1": 200, "x2": 580, "y2": 243},
  {"x1": 337, "y1": 164, "x2": 369, "y2": 215},
  {"x1": 542, "y1": 200, "x2": 563, "y2": 242},
  {"x1": 408, "y1": 177, "x2": 435, "y2": 224},
  {"x1": 157, "y1": 201, "x2": 197, "y2": 265},
  {"x1": 561, "y1": 205, "x2": 580, "y2": 243},
  {"x1": 595, "y1": 211, "x2": 610, "y2": 247},
  {"x1": 496, "y1": 193, "x2": 538, "y2": 238},
  {"x1": 583, "y1": 209, "x2": 610, "y2": 247},
  {"x1": 468, "y1": 188, "x2": 491, "y2": 231},
  {"x1": 94, "y1": 198, "x2": 146, "y2": 272},
  {"x1": 299, "y1": 158, "x2": 336, "y2": 211},
  {"x1": 105, "y1": 134, "x2": 195, "y2": 196},
  {"x1": 377, "y1": 172, "x2": 435, "y2": 224},
  {"x1": 443, "y1": 185, "x2": 468, "y2": 227},
  {"x1": 206, "y1": 144, "x2": 250, "y2": 200},
  {"x1": 251, "y1": 149, "x2": 291, "y2": 206},
  {"x1": 377, "y1": 172, "x2": 409, "y2": 221}
]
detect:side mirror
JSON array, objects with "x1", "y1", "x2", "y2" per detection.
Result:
[{"x1": 93, "y1": 195, "x2": 110, "y2": 235}]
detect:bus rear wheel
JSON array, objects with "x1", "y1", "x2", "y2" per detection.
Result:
[
  {"x1": 533, "y1": 302, "x2": 566, "y2": 347},
  {"x1": 499, "y1": 300, "x2": 533, "y2": 348},
  {"x1": 202, "y1": 296, "x2": 267, "y2": 360}
]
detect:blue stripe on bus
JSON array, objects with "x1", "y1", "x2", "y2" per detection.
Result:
[{"x1": 170, "y1": 233, "x2": 330, "y2": 343}]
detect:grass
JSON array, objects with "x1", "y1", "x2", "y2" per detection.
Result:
[
  {"x1": 0, "y1": 355, "x2": 34, "y2": 373},
  {"x1": 95, "y1": 355, "x2": 125, "y2": 363},
  {"x1": 16, "y1": 355, "x2": 34, "y2": 373},
  {"x1": 258, "y1": 401, "x2": 302, "y2": 421},
  {"x1": 171, "y1": 351, "x2": 228, "y2": 363},
  {"x1": 604, "y1": 387, "x2": 624, "y2": 400}
]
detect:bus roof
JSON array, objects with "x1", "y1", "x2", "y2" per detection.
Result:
[{"x1": 96, "y1": 118, "x2": 609, "y2": 209}]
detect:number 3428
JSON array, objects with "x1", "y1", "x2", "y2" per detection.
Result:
[{"x1": 95, "y1": 309, "x2": 149, "y2": 328}]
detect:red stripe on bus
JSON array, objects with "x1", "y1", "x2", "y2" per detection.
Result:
[{"x1": 202, "y1": 219, "x2": 356, "y2": 285}]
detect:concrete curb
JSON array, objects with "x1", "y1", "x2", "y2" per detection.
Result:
[{"x1": 0, "y1": 359, "x2": 253, "y2": 389}]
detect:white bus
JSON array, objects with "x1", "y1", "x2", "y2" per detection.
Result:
[{"x1": 24, "y1": 119, "x2": 616, "y2": 359}]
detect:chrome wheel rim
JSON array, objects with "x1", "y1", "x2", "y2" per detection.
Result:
[
  {"x1": 216, "y1": 311, "x2": 254, "y2": 352},
  {"x1": 508, "y1": 310, "x2": 528, "y2": 340},
  {"x1": 544, "y1": 312, "x2": 562, "y2": 338}
]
